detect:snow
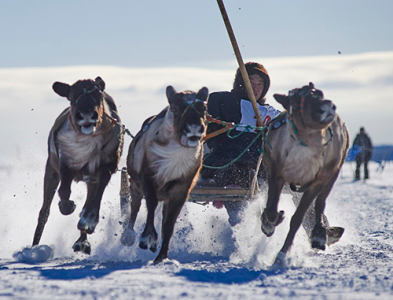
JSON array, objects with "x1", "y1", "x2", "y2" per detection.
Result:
[
  {"x1": 1, "y1": 163, "x2": 393, "y2": 299},
  {"x1": 1, "y1": 53, "x2": 393, "y2": 299}
]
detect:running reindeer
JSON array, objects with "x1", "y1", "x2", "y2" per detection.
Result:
[
  {"x1": 120, "y1": 85, "x2": 209, "y2": 264},
  {"x1": 32, "y1": 77, "x2": 123, "y2": 255},
  {"x1": 261, "y1": 82, "x2": 349, "y2": 265}
]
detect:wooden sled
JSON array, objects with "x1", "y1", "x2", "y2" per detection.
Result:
[
  {"x1": 188, "y1": 181, "x2": 252, "y2": 204},
  {"x1": 119, "y1": 167, "x2": 258, "y2": 208}
]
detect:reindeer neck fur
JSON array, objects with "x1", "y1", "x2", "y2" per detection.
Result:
[
  {"x1": 149, "y1": 110, "x2": 202, "y2": 185},
  {"x1": 56, "y1": 102, "x2": 114, "y2": 174},
  {"x1": 282, "y1": 122, "x2": 331, "y2": 186}
]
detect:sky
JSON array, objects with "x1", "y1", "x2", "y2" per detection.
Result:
[
  {"x1": 0, "y1": 0, "x2": 392, "y2": 147},
  {"x1": 1, "y1": 0, "x2": 392, "y2": 68}
]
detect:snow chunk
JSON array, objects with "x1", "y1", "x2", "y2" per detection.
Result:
[{"x1": 13, "y1": 245, "x2": 54, "y2": 264}]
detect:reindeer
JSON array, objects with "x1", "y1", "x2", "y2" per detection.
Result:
[
  {"x1": 32, "y1": 77, "x2": 123, "y2": 255},
  {"x1": 260, "y1": 82, "x2": 349, "y2": 265},
  {"x1": 120, "y1": 85, "x2": 208, "y2": 264}
]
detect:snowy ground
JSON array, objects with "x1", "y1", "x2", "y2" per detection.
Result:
[{"x1": 0, "y1": 161, "x2": 392, "y2": 300}]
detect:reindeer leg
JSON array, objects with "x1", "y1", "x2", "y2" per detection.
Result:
[
  {"x1": 58, "y1": 162, "x2": 76, "y2": 215},
  {"x1": 33, "y1": 158, "x2": 60, "y2": 246},
  {"x1": 121, "y1": 180, "x2": 143, "y2": 247},
  {"x1": 261, "y1": 175, "x2": 286, "y2": 237},
  {"x1": 72, "y1": 231, "x2": 91, "y2": 255},
  {"x1": 139, "y1": 179, "x2": 159, "y2": 253},
  {"x1": 291, "y1": 189, "x2": 342, "y2": 246},
  {"x1": 154, "y1": 194, "x2": 187, "y2": 264},
  {"x1": 274, "y1": 187, "x2": 322, "y2": 265},
  {"x1": 311, "y1": 171, "x2": 344, "y2": 250},
  {"x1": 78, "y1": 167, "x2": 112, "y2": 234}
]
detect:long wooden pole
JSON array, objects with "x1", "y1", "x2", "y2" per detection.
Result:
[
  {"x1": 217, "y1": 0, "x2": 264, "y2": 197},
  {"x1": 216, "y1": 0, "x2": 263, "y2": 127}
]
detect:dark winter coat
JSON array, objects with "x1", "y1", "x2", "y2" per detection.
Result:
[
  {"x1": 205, "y1": 91, "x2": 280, "y2": 162},
  {"x1": 201, "y1": 91, "x2": 280, "y2": 186},
  {"x1": 200, "y1": 62, "x2": 279, "y2": 187},
  {"x1": 353, "y1": 133, "x2": 373, "y2": 162}
]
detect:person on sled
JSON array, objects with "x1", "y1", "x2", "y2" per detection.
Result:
[
  {"x1": 200, "y1": 62, "x2": 279, "y2": 225},
  {"x1": 200, "y1": 62, "x2": 344, "y2": 247}
]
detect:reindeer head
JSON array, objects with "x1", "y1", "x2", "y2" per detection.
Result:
[
  {"x1": 53, "y1": 77, "x2": 106, "y2": 135},
  {"x1": 274, "y1": 82, "x2": 336, "y2": 130},
  {"x1": 166, "y1": 86, "x2": 209, "y2": 148}
]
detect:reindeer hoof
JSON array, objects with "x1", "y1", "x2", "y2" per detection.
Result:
[
  {"x1": 153, "y1": 254, "x2": 168, "y2": 265},
  {"x1": 73, "y1": 239, "x2": 91, "y2": 255},
  {"x1": 272, "y1": 251, "x2": 287, "y2": 268},
  {"x1": 261, "y1": 210, "x2": 285, "y2": 237},
  {"x1": 327, "y1": 226, "x2": 344, "y2": 246},
  {"x1": 139, "y1": 239, "x2": 158, "y2": 253},
  {"x1": 311, "y1": 226, "x2": 327, "y2": 251},
  {"x1": 120, "y1": 226, "x2": 137, "y2": 247},
  {"x1": 139, "y1": 231, "x2": 159, "y2": 253},
  {"x1": 312, "y1": 239, "x2": 326, "y2": 251},
  {"x1": 59, "y1": 200, "x2": 76, "y2": 215},
  {"x1": 77, "y1": 209, "x2": 98, "y2": 234}
]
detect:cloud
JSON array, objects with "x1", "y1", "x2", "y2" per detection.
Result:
[{"x1": 0, "y1": 51, "x2": 392, "y2": 164}]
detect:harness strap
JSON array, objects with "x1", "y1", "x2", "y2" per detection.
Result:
[
  {"x1": 204, "y1": 114, "x2": 236, "y2": 140},
  {"x1": 92, "y1": 112, "x2": 117, "y2": 137},
  {"x1": 205, "y1": 114, "x2": 270, "y2": 140},
  {"x1": 75, "y1": 86, "x2": 100, "y2": 104}
]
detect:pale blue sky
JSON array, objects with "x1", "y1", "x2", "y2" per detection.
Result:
[{"x1": 1, "y1": 0, "x2": 392, "y2": 68}]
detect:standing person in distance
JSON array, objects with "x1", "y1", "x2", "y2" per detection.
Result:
[{"x1": 353, "y1": 127, "x2": 373, "y2": 180}]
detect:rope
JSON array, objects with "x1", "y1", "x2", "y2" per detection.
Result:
[
  {"x1": 122, "y1": 125, "x2": 135, "y2": 139},
  {"x1": 205, "y1": 114, "x2": 264, "y2": 140},
  {"x1": 288, "y1": 117, "x2": 307, "y2": 147},
  {"x1": 202, "y1": 130, "x2": 264, "y2": 170}
]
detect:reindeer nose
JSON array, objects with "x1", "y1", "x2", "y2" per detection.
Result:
[
  {"x1": 75, "y1": 111, "x2": 84, "y2": 121},
  {"x1": 76, "y1": 110, "x2": 98, "y2": 122},
  {"x1": 322, "y1": 100, "x2": 335, "y2": 110}
]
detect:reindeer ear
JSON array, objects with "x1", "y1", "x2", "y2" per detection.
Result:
[
  {"x1": 53, "y1": 82, "x2": 71, "y2": 99},
  {"x1": 196, "y1": 87, "x2": 209, "y2": 102},
  {"x1": 166, "y1": 86, "x2": 176, "y2": 103},
  {"x1": 95, "y1": 77, "x2": 105, "y2": 91},
  {"x1": 273, "y1": 93, "x2": 290, "y2": 111}
]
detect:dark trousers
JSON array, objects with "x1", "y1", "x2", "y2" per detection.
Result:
[{"x1": 355, "y1": 156, "x2": 369, "y2": 180}]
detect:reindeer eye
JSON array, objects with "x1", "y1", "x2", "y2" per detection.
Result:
[
  {"x1": 290, "y1": 102, "x2": 302, "y2": 112},
  {"x1": 171, "y1": 106, "x2": 180, "y2": 115},
  {"x1": 194, "y1": 101, "x2": 206, "y2": 111}
]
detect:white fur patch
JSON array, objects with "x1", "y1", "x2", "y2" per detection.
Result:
[
  {"x1": 150, "y1": 139, "x2": 201, "y2": 184},
  {"x1": 57, "y1": 128, "x2": 106, "y2": 174}
]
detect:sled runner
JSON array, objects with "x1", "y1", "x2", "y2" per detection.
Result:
[{"x1": 188, "y1": 183, "x2": 253, "y2": 204}]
